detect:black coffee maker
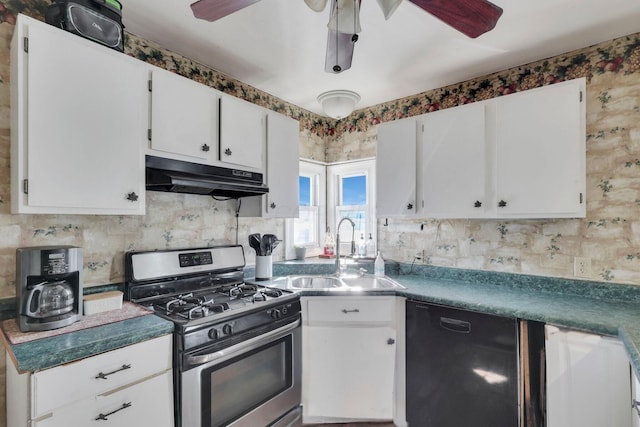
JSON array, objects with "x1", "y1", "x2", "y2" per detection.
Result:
[{"x1": 16, "y1": 246, "x2": 83, "y2": 332}]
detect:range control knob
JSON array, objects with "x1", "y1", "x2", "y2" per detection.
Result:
[
  {"x1": 208, "y1": 328, "x2": 219, "y2": 340},
  {"x1": 222, "y1": 324, "x2": 233, "y2": 336},
  {"x1": 269, "y1": 309, "x2": 282, "y2": 320}
]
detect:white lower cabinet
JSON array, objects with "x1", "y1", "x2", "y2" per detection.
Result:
[
  {"x1": 545, "y1": 325, "x2": 632, "y2": 427},
  {"x1": 301, "y1": 296, "x2": 400, "y2": 424},
  {"x1": 7, "y1": 335, "x2": 173, "y2": 427},
  {"x1": 32, "y1": 371, "x2": 173, "y2": 427}
]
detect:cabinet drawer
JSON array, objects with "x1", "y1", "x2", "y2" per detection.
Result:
[
  {"x1": 32, "y1": 335, "x2": 171, "y2": 418},
  {"x1": 33, "y1": 370, "x2": 173, "y2": 427},
  {"x1": 306, "y1": 297, "x2": 395, "y2": 325}
]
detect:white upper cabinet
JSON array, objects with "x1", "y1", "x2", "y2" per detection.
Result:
[
  {"x1": 494, "y1": 79, "x2": 586, "y2": 217},
  {"x1": 376, "y1": 117, "x2": 419, "y2": 217},
  {"x1": 417, "y1": 77, "x2": 586, "y2": 219},
  {"x1": 240, "y1": 112, "x2": 300, "y2": 217},
  {"x1": 11, "y1": 15, "x2": 147, "y2": 215},
  {"x1": 148, "y1": 66, "x2": 219, "y2": 163},
  {"x1": 422, "y1": 102, "x2": 488, "y2": 218},
  {"x1": 219, "y1": 94, "x2": 265, "y2": 171}
]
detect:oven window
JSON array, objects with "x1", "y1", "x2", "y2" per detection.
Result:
[{"x1": 202, "y1": 335, "x2": 293, "y2": 427}]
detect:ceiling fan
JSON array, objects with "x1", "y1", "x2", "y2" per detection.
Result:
[{"x1": 189, "y1": 0, "x2": 503, "y2": 74}]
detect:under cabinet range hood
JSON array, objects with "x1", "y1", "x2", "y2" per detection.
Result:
[{"x1": 145, "y1": 155, "x2": 268, "y2": 198}]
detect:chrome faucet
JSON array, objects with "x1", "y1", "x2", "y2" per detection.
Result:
[{"x1": 335, "y1": 217, "x2": 356, "y2": 275}]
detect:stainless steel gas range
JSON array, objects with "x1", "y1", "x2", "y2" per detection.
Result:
[{"x1": 125, "y1": 245, "x2": 302, "y2": 427}]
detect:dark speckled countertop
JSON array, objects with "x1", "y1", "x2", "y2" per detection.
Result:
[
  {"x1": 3, "y1": 312, "x2": 173, "y2": 373},
  {"x1": 8, "y1": 258, "x2": 640, "y2": 376},
  {"x1": 251, "y1": 258, "x2": 640, "y2": 379}
]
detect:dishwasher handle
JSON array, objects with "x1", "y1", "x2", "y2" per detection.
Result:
[{"x1": 440, "y1": 316, "x2": 471, "y2": 334}]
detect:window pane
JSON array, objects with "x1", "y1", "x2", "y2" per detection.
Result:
[
  {"x1": 299, "y1": 176, "x2": 311, "y2": 206},
  {"x1": 336, "y1": 209, "x2": 366, "y2": 238},
  {"x1": 294, "y1": 207, "x2": 318, "y2": 246},
  {"x1": 342, "y1": 175, "x2": 366, "y2": 205}
]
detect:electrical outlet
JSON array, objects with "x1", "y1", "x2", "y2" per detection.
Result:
[{"x1": 574, "y1": 257, "x2": 591, "y2": 277}]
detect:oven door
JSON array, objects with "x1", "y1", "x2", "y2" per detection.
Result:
[{"x1": 181, "y1": 318, "x2": 302, "y2": 427}]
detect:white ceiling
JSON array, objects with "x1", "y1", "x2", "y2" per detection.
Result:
[{"x1": 122, "y1": 0, "x2": 640, "y2": 117}]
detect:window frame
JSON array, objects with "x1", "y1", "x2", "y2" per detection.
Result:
[
  {"x1": 285, "y1": 159, "x2": 326, "y2": 259},
  {"x1": 327, "y1": 158, "x2": 376, "y2": 256}
]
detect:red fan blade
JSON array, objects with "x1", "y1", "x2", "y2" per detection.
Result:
[
  {"x1": 409, "y1": 0, "x2": 503, "y2": 38},
  {"x1": 191, "y1": 0, "x2": 262, "y2": 22},
  {"x1": 325, "y1": 29, "x2": 357, "y2": 73}
]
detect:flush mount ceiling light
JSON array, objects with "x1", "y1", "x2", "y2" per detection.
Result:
[{"x1": 317, "y1": 90, "x2": 361, "y2": 119}]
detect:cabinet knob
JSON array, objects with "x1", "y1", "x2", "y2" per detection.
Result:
[
  {"x1": 406, "y1": 202, "x2": 414, "y2": 211},
  {"x1": 125, "y1": 192, "x2": 138, "y2": 202},
  {"x1": 224, "y1": 148, "x2": 232, "y2": 156},
  {"x1": 270, "y1": 202, "x2": 276, "y2": 209},
  {"x1": 474, "y1": 200, "x2": 482, "y2": 208},
  {"x1": 201, "y1": 143, "x2": 210, "y2": 152},
  {"x1": 387, "y1": 338, "x2": 395, "y2": 345},
  {"x1": 498, "y1": 200, "x2": 507, "y2": 208}
]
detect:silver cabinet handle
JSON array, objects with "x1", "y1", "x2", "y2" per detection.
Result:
[
  {"x1": 95, "y1": 364, "x2": 131, "y2": 380},
  {"x1": 95, "y1": 402, "x2": 132, "y2": 421},
  {"x1": 341, "y1": 309, "x2": 360, "y2": 314}
]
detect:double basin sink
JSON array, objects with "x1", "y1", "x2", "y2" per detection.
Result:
[{"x1": 273, "y1": 274, "x2": 405, "y2": 291}]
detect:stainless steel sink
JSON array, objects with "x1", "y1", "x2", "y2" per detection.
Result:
[
  {"x1": 275, "y1": 274, "x2": 405, "y2": 291},
  {"x1": 286, "y1": 275, "x2": 344, "y2": 289},
  {"x1": 339, "y1": 275, "x2": 404, "y2": 289}
]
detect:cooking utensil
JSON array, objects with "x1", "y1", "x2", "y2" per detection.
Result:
[
  {"x1": 263, "y1": 234, "x2": 279, "y2": 255},
  {"x1": 248, "y1": 233, "x2": 262, "y2": 254}
]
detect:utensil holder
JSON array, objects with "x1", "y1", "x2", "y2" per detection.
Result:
[{"x1": 255, "y1": 255, "x2": 272, "y2": 280}]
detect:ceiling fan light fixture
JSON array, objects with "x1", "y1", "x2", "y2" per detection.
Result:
[{"x1": 318, "y1": 90, "x2": 361, "y2": 119}]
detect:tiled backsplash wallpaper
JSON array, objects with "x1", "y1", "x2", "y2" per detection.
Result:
[
  {"x1": 1, "y1": 0, "x2": 640, "y2": 303},
  {"x1": 329, "y1": 35, "x2": 640, "y2": 285}
]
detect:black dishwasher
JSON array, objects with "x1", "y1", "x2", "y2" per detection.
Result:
[{"x1": 406, "y1": 300, "x2": 519, "y2": 426}]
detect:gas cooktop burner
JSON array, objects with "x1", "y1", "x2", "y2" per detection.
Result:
[{"x1": 147, "y1": 283, "x2": 287, "y2": 322}]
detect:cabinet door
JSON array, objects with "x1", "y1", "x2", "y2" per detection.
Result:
[
  {"x1": 633, "y1": 371, "x2": 640, "y2": 427},
  {"x1": 495, "y1": 79, "x2": 586, "y2": 217},
  {"x1": 219, "y1": 95, "x2": 265, "y2": 170},
  {"x1": 303, "y1": 326, "x2": 395, "y2": 420},
  {"x1": 149, "y1": 66, "x2": 219, "y2": 162},
  {"x1": 376, "y1": 118, "x2": 418, "y2": 216},
  {"x1": 545, "y1": 325, "x2": 632, "y2": 427},
  {"x1": 32, "y1": 370, "x2": 173, "y2": 427},
  {"x1": 422, "y1": 103, "x2": 488, "y2": 217},
  {"x1": 265, "y1": 112, "x2": 299, "y2": 217},
  {"x1": 15, "y1": 17, "x2": 146, "y2": 214}
]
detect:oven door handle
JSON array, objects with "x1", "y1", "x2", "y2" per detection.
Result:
[{"x1": 186, "y1": 318, "x2": 300, "y2": 366}]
